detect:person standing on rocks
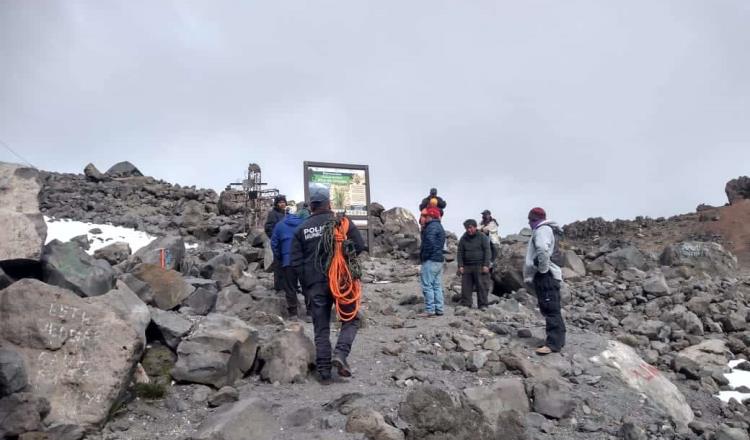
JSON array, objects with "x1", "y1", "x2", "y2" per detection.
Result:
[
  {"x1": 419, "y1": 188, "x2": 447, "y2": 217},
  {"x1": 419, "y1": 207, "x2": 446, "y2": 317},
  {"x1": 479, "y1": 209, "x2": 501, "y2": 263},
  {"x1": 457, "y1": 219, "x2": 491, "y2": 310},
  {"x1": 523, "y1": 207, "x2": 566, "y2": 355},
  {"x1": 291, "y1": 186, "x2": 365, "y2": 384},
  {"x1": 271, "y1": 210, "x2": 311, "y2": 321},
  {"x1": 265, "y1": 195, "x2": 288, "y2": 292}
]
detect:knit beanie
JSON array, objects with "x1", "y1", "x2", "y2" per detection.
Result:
[{"x1": 528, "y1": 207, "x2": 546, "y2": 221}]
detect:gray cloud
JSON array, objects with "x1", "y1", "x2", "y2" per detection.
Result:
[{"x1": 2, "y1": 1, "x2": 749, "y2": 234}]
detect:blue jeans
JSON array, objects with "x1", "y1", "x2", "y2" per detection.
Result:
[{"x1": 420, "y1": 260, "x2": 444, "y2": 314}]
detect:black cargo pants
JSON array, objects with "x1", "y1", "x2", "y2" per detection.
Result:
[
  {"x1": 533, "y1": 271, "x2": 566, "y2": 352},
  {"x1": 461, "y1": 265, "x2": 490, "y2": 308},
  {"x1": 309, "y1": 281, "x2": 359, "y2": 375},
  {"x1": 281, "y1": 266, "x2": 308, "y2": 317}
]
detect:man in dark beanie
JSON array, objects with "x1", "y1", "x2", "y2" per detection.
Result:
[
  {"x1": 523, "y1": 207, "x2": 565, "y2": 355},
  {"x1": 265, "y1": 195, "x2": 288, "y2": 292},
  {"x1": 419, "y1": 188, "x2": 447, "y2": 217},
  {"x1": 457, "y1": 218, "x2": 491, "y2": 309}
]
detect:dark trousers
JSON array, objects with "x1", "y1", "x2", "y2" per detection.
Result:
[
  {"x1": 461, "y1": 265, "x2": 489, "y2": 308},
  {"x1": 281, "y1": 266, "x2": 303, "y2": 316},
  {"x1": 309, "y1": 282, "x2": 359, "y2": 375},
  {"x1": 273, "y1": 263, "x2": 283, "y2": 291},
  {"x1": 533, "y1": 272, "x2": 566, "y2": 351}
]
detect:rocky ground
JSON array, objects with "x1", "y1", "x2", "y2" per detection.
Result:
[{"x1": 2, "y1": 161, "x2": 750, "y2": 440}]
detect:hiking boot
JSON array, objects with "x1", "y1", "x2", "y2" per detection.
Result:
[
  {"x1": 417, "y1": 312, "x2": 434, "y2": 318},
  {"x1": 434, "y1": 311, "x2": 444, "y2": 316},
  {"x1": 316, "y1": 372, "x2": 333, "y2": 385},
  {"x1": 332, "y1": 355, "x2": 352, "y2": 378},
  {"x1": 535, "y1": 346, "x2": 552, "y2": 356}
]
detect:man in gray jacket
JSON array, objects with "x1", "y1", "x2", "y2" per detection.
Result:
[{"x1": 523, "y1": 207, "x2": 565, "y2": 355}]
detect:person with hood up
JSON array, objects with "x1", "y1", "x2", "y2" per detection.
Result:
[
  {"x1": 419, "y1": 207, "x2": 446, "y2": 317},
  {"x1": 457, "y1": 219, "x2": 491, "y2": 309},
  {"x1": 523, "y1": 207, "x2": 565, "y2": 355},
  {"x1": 419, "y1": 188, "x2": 447, "y2": 217},
  {"x1": 271, "y1": 210, "x2": 310, "y2": 319},
  {"x1": 265, "y1": 195, "x2": 288, "y2": 292}
]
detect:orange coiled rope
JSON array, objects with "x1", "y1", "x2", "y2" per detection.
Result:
[{"x1": 328, "y1": 217, "x2": 362, "y2": 322}]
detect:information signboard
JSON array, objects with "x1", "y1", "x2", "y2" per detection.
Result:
[{"x1": 303, "y1": 161, "x2": 371, "y2": 246}]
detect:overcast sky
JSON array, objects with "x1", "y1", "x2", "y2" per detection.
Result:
[{"x1": 1, "y1": 1, "x2": 749, "y2": 235}]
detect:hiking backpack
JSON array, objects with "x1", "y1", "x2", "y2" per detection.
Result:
[{"x1": 542, "y1": 224, "x2": 565, "y2": 266}]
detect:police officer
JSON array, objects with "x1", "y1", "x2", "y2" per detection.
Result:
[{"x1": 291, "y1": 186, "x2": 365, "y2": 384}]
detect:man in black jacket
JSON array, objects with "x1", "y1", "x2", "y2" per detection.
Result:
[
  {"x1": 457, "y1": 219, "x2": 491, "y2": 309},
  {"x1": 264, "y1": 195, "x2": 287, "y2": 292},
  {"x1": 419, "y1": 188, "x2": 447, "y2": 217},
  {"x1": 290, "y1": 187, "x2": 365, "y2": 384}
]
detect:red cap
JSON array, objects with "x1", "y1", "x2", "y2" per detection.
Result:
[{"x1": 528, "y1": 207, "x2": 546, "y2": 221}]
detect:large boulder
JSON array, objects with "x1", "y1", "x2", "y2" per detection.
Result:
[
  {"x1": 131, "y1": 235, "x2": 185, "y2": 271},
  {"x1": 0, "y1": 266, "x2": 12, "y2": 289},
  {"x1": 179, "y1": 200, "x2": 206, "y2": 228},
  {"x1": 590, "y1": 340, "x2": 693, "y2": 428},
  {"x1": 346, "y1": 407, "x2": 405, "y2": 440},
  {"x1": 93, "y1": 242, "x2": 132, "y2": 265},
  {"x1": 131, "y1": 263, "x2": 194, "y2": 310},
  {"x1": 561, "y1": 250, "x2": 586, "y2": 280},
  {"x1": 83, "y1": 163, "x2": 109, "y2": 183},
  {"x1": 192, "y1": 398, "x2": 280, "y2": 440},
  {"x1": 218, "y1": 189, "x2": 246, "y2": 216},
  {"x1": 149, "y1": 307, "x2": 193, "y2": 350},
  {"x1": 41, "y1": 239, "x2": 116, "y2": 297},
  {"x1": 531, "y1": 379, "x2": 576, "y2": 419},
  {"x1": 0, "y1": 392, "x2": 50, "y2": 438},
  {"x1": 0, "y1": 162, "x2": 47, "y2": 261},
  {"x1": 105, "y1": 161, "x2": 143, "y2": 178},
  {"x1": 399, "y1": 385, "x2": 495, "y2": 439},
  {"x1": 492, "y1": 240, "x2": 528, "y2": 294},
  {"x1": 725, "y1": 176, "x2": 750, "y2": 205},
  {"x1": 642, "y1": 272, "x2": 670, "y2": 296},
  {"x1": 660, "y1": 242, "x2": 738, "y2": 277},
  {"x1": 172, "y1": 313, "x2": 258, "y2": 388},
  {"x1": 0, "y1": 279, "x2": 143, "y2": 431},
  {"x1": 463, "y1": 378, "x2": 529, "y2": 426},
  {"x1": 371, "y1": 207, "x2": 421, "y2": 258},
  {"x1": 200, "y1": 253, "x2": 247, "y2": 288},
  {"x1": 0, "y1": 348, "x2": 28, "y2": 397},
  {"x1": 674, "y1": 340, "x2": 729, "y2": 373},
  {"x1": 258, "y1": 324, "x2": 314, "y2": 384},
  {"x1": 215, "y1": 285, "x2": 288, "y2": 320},
  {"x1": 605, "y1": 246, "x2": 650, "y2": 271},
  {"x1": 100, "y1": 280, "x2": 151, "y2": 344},
  {"x1": 184, "y1": 286, "x2": 217, "y2": 316}
]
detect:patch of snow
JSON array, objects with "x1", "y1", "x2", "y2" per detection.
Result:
[
  {"x1": 718, "y1": 359, "x2": 750, "y2": 403},
  {"x1": 185, "y1": 242, "x2": 199, "y2": 250},
  {"x1": 44, "y1": 216, "x2": 156, "y2": 255}
]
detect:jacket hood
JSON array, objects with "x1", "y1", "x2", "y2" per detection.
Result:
[
  {"x1": 534, "y1": 220, "x2": 559, "y2": 229},
  {"x1": 283, "y1": 214, "x2": 304, "y2": 227}
]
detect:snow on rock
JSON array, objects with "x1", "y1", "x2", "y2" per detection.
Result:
[
  {"x1": 718, "y1": 360, "x2": 750, "y2": 403},
  {"x1": 44, "y1": 217, "x2": 156, "y2": 255}
]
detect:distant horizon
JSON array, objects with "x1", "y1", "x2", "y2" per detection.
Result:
[{"x1": 29, "y1": 159, "x2": 740, "y2": 236}]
